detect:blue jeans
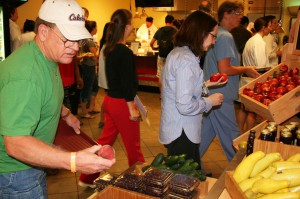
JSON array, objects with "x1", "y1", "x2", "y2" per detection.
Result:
[{"x1": 0, "y1": 168, "x2": 47, "y2": 199}]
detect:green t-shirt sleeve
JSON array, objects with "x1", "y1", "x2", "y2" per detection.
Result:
[{"x1": 0, "y1": 80, "x2": 42, "y2": 136}]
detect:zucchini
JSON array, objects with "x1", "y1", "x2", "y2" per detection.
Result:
[
  {"x1": 141, "y1": 165, "x2": 151, "y2": 172},
  {"x1": 170, "y1": 163, "x2": 183, "y2": 170},
  {"x1": 156, "y1": 164, "x2": 169, "y2": 169},
  {"x1": 164, "y1": 155, "x2": 179, "y2": 166},
  {"x1": 151, "y1": 153, "x2": 165, "y2": 166}
]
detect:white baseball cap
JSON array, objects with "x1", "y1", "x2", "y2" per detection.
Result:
[{"x1": 39, "y1": 0, "x2": 92, "y2": 40}]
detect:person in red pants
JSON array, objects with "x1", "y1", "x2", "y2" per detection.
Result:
[{"x1": 78, "y1": 9, "x2": 145, "y2": 188}]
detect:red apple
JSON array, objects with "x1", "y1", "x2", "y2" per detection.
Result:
[
  {"x1": 286, "y1": 83, "x2": 296, "y2": 92},
  {"x1": 268, "y1": 91, "x2": 277, "y2": 100},
  {"x1": 276, "y1": 86, "x2": 287, "y2": 95},
  {"x1": 261, "y1": 83, "x2": 270, "y2": 92},
  {"x1": 243, "y1": 88, "x2": 250, "y2": 95},
  {"x1": 210, "y1": 73, "x2": 221, "y2": 82},
  {"x1": 279, "y1": 64, "x2": 288, "y2": 73},
  {"x1": 270, "y1": 78, "x2": 279, "y2": 87},
  {"x1": 279, "y1": 75, "x2": 287, "y2": 82},
  {"x1": 220, "y1": 73, "x2": 228, "y2": 82},
  {"x1": 269, "y1": 86, "x2": 277, "y2": 92},
  {"x1": 290, "y1": 68, "x2": 299, "y2": 76},
  {"x1": 254, "y1": 86, "x2": 262, "y2": 94},
  {"x1": 296, "y1": 76, "x2": 300, "y2": 86},
  {"x1": 254, "y1": 81, "x2": 263, "y2": 88},
  {"x1": 98, "y1": 145, "x2": 115, "y2": 160},
  {"x1": 263, "y1": 99, "x2": 273, "y2": 106},
  {"x1": 275, "y1": 94, "x2": 283, "y2": 100},
  {"x1": 247, "y1": 90, "x2": 254, "y2": 97},
  {"x1": 279, "y1": 79, "x2": 288, "y2": 87},
  {"x1": 254, "y1": 94, "x2": 264, "y2": 103}
]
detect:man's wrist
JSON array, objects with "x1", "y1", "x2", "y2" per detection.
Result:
[{"x1": 62, "y1": 108, "x2": 71, "y2": 119}]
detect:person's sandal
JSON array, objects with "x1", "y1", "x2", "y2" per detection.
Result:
[
  {"x1": 81, "y1": 113, "x2": 96, "y2": 119},
  {"x1": 98, "y1": 122, "x2": 104, "y2": 128},
  {"x1": 89, "y1": 110, "x2": 100, "y2": 115}
]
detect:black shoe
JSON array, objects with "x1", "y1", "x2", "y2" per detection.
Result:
[{"x1": 98, "y1": 122, "x2": 104, "y2": 128}]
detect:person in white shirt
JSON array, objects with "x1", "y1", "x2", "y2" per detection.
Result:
[
  {"x1": 21, "y1": 19, "x2": 36, "y2": 44},
  {"x1": 243, "y1": 17, "x2": 271, "y2": 67},
  {"x1": 8, "y1": 6, "x2": 23, "y2": 52},
  {"x1": 136, "y1": 16, "x2": 157, "y2": 43},
  {"x1": 263, "y1": 15, "x2": 282, "y2": 68},
  {"x1": 239, "y1": 17, "x2": 271, "y2": 133}
]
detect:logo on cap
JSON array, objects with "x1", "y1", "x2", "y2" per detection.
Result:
[{"x1": 69, "y1": 14, "x2": 85, "y2": 21}]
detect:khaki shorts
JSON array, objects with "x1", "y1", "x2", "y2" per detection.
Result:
[{"x1": 156, "y1": 56, "x2": 166, "y2": 79}]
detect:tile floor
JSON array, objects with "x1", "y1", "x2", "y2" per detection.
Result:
[{"x1": 47, "y1": 88, "x2": 230, "y2": 198}]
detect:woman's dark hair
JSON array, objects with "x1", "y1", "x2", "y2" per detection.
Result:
[
  {"x1": 8, "y1": 6, "x2": 16, "y2": 18},
  {"x1": 218, "y1": 1, "x2": 243, "y2": 23},
  {"x1": 23, "y1": 19, "x2": 35, "y2": 32},
  {"x1": 104, "y1": 9, "x2": 132, "y2": 58},
  {"x1": 174, "y1": 10, "x2": 217, "y2": 57},
  {"x1": 85, "y1": 20, "x2": 97, "y2": 33},
  {"x1": 254, "y1": 17, "x2": 267, "y2": 32},
  {"x1": 99, "y1": 22, "x2": 110, "y2": 50}
]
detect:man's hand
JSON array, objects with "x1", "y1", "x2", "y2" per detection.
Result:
[
  {"x1": 64, "y1": 114, "x2": 80, "y2": 134},
  {"x1": 76, "y1": 145, "x2": 116, "y2": 174},
  {"x1": 245, "y1": 66, "x2": 260, "y2": 78}
]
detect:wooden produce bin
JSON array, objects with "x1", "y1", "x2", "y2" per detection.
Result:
[
  {"x1": 92, "y1": 185, "x2": 158, "y2": 199},
  {"x1": 233, "y1": 116, "x2": 300, "y2": 151},
  {"x1": 225, "y1": 139, "x2": 300, "y2": 199},
  {"x1": 232, "y1": 120, "x2": 268, "y2": 151},
  {"x1": 239, "y1": 61, "x2": 300, "y2": 124}
]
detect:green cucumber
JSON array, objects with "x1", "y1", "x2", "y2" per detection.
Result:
[
  {"x1": 141, "y1": 165, "x2": 151, "y2": 172},
  {"x1": 151, "y1": 153, "x2": 165, "y2": 166},
  {"x1": 164, "y1": 155, "x2": 179, "y2": 166}
]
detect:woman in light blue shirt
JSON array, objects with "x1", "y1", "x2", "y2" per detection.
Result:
[{"x1": 159, "y1": 11, "x2": 225, "y2": 167}]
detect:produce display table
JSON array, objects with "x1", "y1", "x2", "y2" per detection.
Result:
[
  {"x1": 88, "y1": 177, "x2": 232, "y2": 199},
  {"x1": 86, "y1": 159, "x2": 243, "y2": 199}
]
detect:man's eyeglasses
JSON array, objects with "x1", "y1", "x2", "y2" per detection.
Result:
[
  {"x1": 231, "y1": 11, "x2": 243, "y2": 16},
  {"x1": 48, "y1": 26, "x2": 78, "y2": 48},
  {"x1": 209, "y1": 32, "x2": 217, "y2": 40}
]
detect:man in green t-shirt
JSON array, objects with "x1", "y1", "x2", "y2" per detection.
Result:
[{"x1": 0, "y1": 0, "x2": 115, "y2": 197}]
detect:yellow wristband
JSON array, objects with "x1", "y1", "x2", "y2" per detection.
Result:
[
  {"x1": 71, "y1": 152, "x2": 76, "y2": 173},
  {"x1": 62, "y1": 108, "x2": 71, "y2": 119}
]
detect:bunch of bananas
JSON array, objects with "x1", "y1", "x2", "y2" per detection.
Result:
[
  {"x1": 142, "y1": 153, "x2": 206, "y2": 181},
  {"x1": 233, "y1": 151, "x2": 300, "y2": 199}
]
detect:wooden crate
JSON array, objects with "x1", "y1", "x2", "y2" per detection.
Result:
[
  {"x1": 232, "y1": 120, "x2": 268, "y2": 151},
  {"x1": 225, "y1": 171, "x2": 247, "y2": 199},
  {"x1": 226, "y1": 139, "x2": 300, "y2": 199},
  {"x1": 239, "y1": 61, "x2": 300, "y2": 124},
  {"x1": 92, "y1": 185, "x2": 158, "y2": 199},
  {"x1": 233, "y1": 116, "x2": 300, "y2": 151}
]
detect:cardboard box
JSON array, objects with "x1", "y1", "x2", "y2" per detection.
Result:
[
  {"x1": 239, "y1": 61, "x2": 300, "y2": 124},
  {"x1": 226, "y1": 139, "x2": 300, "y2": 199}
]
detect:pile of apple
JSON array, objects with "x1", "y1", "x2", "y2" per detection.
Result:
[{"x1": 242, "y1": 64, "x2": 300, "y2": 106}]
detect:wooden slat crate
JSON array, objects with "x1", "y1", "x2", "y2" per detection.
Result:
[
  {"x1": 232, "y1": 120, "x2": 268, "y2": 151},
  {"x1": 92, "y1": 185, "x2": 158, "y2": 199},
  {"x1": 239, "y1": 61, "x2": 300, "y2": 124},
  {"x1": 226, "y1": 139, "x2": 300, "y2": 199}
]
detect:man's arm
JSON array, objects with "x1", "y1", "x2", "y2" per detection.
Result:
[
  {"x1": 218, "y1": 58, "x2": 259, "y2": 78},
  {"x1": 150, "y1": 38, "x2": 158, "y2": 50},
  {"x1": 4, "y1": 136, "x2": 115, "y2": 174}
]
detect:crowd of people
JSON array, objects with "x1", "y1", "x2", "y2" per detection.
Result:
[{"x1": 0, "y1": 0, "x2": 297, "y2": 197}]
